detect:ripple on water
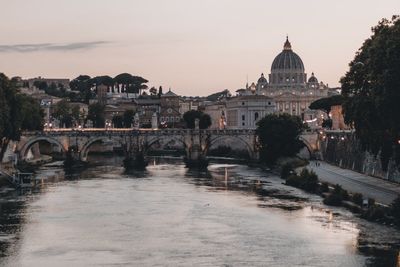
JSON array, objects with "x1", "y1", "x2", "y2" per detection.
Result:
[{"x1": 0, "y1": 158, "x2": 399, "y2": 266}]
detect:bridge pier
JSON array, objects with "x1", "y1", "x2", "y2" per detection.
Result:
[
  {"x1": 123, "y1": 133, "x2": 148, "y2": 172},
  {"x1": 64, "y1": 146, "x2": 85, "y2": 170},
  {"x1": 184, "y1": 119, "x2": 209, "y2": 169}
]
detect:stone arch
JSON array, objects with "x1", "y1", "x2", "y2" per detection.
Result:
[
  {"x1": 205, "y1": 135, "x2": 255, "y2": 159},
  {"x1": 144, "y1": 135, "x2": 187, "y2": 154},
  {"x1": 80, "y1": 137, "x2": 115, "y2": 162},
  {"x1": 299, "y1": 136, "x2": 315, "y2": 159},
  {"x1": 19, "y1": 136, "x2": 67, "y2": 160}
]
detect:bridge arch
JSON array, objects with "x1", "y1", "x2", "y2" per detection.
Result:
[
  {"x1": 19, "y1": 136, "x2": 67, "y2": 160},
  {"x1": 80, "y1": 137, "x2": 117, "y2": 162},
  {"x1": 144, "y1": 135, "x2": 188, "y2": 154},
  {"x1": 298, "y1": 136, "x2": 316, "y2": 159},
  {"x1": 205, "y1": 135, "x2": 256, "y2": 159}
]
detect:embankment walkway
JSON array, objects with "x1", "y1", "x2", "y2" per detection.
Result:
[{"x1": 308, "y1": 161, "x2": 400, "y2": 206}]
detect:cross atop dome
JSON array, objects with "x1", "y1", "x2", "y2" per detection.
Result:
[{"x1": 283, "y1": 36, "x2": 292, "y2": 51}]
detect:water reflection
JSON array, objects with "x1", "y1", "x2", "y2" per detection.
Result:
[{"x1": 0, "y1": 156, "x2": 399, "y2": 266}]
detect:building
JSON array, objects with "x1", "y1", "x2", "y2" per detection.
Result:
[
  {"x1": 253, "y1": 37, "x2": 333, "y2": 122},
  {"x1": 330, "y1": 105, "x2": 350, "y2": 130},
  {"x1": 26, "y1": 77, "x2": 70, "y2": 89},
  {"x1": 226, "y1": 95, "x2": 275, "y2": 129},
  {"x1": 160, "y1": 89, "x2": 181, "y2": 128},
  {"x1": 204, "y1": 101, "x2": 227, "y2": 130},
  {"x1": 134, "y1": 97, "x2": 161, "y2": 128}
]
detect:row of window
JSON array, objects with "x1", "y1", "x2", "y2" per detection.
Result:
[{"x1": 160, "y1": 116, "x2": 181, "y2": 122}]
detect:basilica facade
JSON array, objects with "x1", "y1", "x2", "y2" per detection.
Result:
[{"x1": 236, "y1": 37, "x2": 336, "y2": 127}]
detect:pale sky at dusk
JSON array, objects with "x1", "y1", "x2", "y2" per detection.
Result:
[{"x1": 1, "y1": 0, "x2": 399, "y2": 96}]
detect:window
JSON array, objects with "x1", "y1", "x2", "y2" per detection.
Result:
[
  {"x1": 242, "y1": 115, "x2": 245, "y2": 121},
  {"x1": 254, "y1": 112, "x2": 259, "y2": 121},
  {"x1": 242, "y1": 122, "x2": 245, "y2": 126},
  {"x1": 268, "y1": 102, "x2": 271, "y2": 105},
  {"x1": 242, "y1": 102, "x2": 245, "y2": 106}
]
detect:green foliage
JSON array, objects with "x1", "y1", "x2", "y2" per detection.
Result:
[
  {"x1": 87, "y1": 103, "x2": 105, "y2": 128},
  {"x1": 0, "y1": 73, "x2": 44, "y2": 161},
  {"x1": 285, "y1": 168, "x2": 319, "y2": 193},
  {"x1": 320, "y1": 182, "x2": 330, "y2": 193},
  {"x1": 323, "y1": 193, "x2": 343, "y2": 206},
  {"x1": 390, "y1": 195, "x2": 400, "y2": 224},
  {"x1": 69, "y1": 75, "x2": 93, "y2": 103},
  {"x1": 112, "y1": 115, "x2": 124, "y2": 128},
  {"x1": 256, "y1": 114, "x2": 305, "y2": 165},
  {"x1": 53, "y1": 100, "x2": 73, "y2": 128},
  {"x1": 323, "y1": 184, "x2": 350, "y2": 206},
  {"x1": 183, "y1": 110, "x2": 212, "y2": 129},
  {"x1": 309, "y1": 95, "x2": 344, "y2": 114},
  {"x1": 158, "y1": 86, "x2": 163, "y2": 97},
  {"x1": 352, "y1": 193, "x2": 364, "y2": 206},
  {"x1": 280, "y1": 163, "x2": 294, "y2": 180},
  {"x1": 114, "y1": 73, "x2": 148, "y2": 96},
  {"x1": 206, "y1": 89, "x2": 231, "y2": 102},
  {"x1": 363, "y1": 205, "x2": 386, "y2": 221},
  {"x1": 340, "y1": 16, "x2": 400, "y2": 170},
  {"x1": 123, "y1": 110, "x2": 135, "y2": 128}
]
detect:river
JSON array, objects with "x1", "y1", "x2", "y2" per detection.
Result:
[{"x1": 0, "y1": 156, "x2": 400, "y2": 266}]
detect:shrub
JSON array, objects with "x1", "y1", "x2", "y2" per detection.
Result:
[
  {"x1": 364, "y1": 205, "x2": 386, "y2": 221},
  {"x1": 333, "y1": 184, "x2": 349, "y2": 201},
  {"x1": 368, "y1": 198, "x2": 376, "y2": 207},
  {"x1": 320, "y1": 182, "x2": 330, "y2": 193},
  {"x1": 390, "y1": 195, "x2": 400, "y2": 225},
  {"x1": 285, "y1": 174, "x2": 301, "y2": 188},
  {"x1": 280, "y1": 163, "x2": 294, "y2": 179},
  {"x1": 323, "y1": 193, "x2": 343, "y2": 206},
  {"x1": 352, "y1": 193, "x2": 364, "y2": 206},
  {"x1": 285, "y1": 168, "x2": 319, "y2": 193}
]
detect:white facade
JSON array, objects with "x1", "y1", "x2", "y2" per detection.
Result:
[{"x1": 226, "y1": 95, "x2": 275, "y2": 129}]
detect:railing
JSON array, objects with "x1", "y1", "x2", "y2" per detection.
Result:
[
  {"x1": 0, "y1": 169, "x2": 33, "y2": 188},
  {"x1": 23, "y1": 128, "x2": 257, "y2": 137}
]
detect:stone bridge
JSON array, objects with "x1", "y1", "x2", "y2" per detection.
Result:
[{"x1": 16, "y1": 128, "x2": 319, "y2": 163}]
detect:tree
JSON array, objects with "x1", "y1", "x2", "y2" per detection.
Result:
[
  {"x1": 112, "y1": 115, "x2": 124, "y2": 128},
  {"x1": 69, "y1": 75, "x2": 93, "y2": 103},
  {"x1": 340, "y1": 16, "x2": 400, "y2": 170},
  {"x1": 256, "y1": 114, "x2": 305, "y2": 165},
  {"x1": 91, "y1": 75, "x2": 114, "y2": 93},
  {"x1": 206, "y1": 89, "x2": 231, "y2": 102},
  {"x1": 52, "y1": 100, "x2": 73, "y2": 128},
  {"x1": 183, "y1": 110, "x2": 212, "y2": 129},
  {"x1": 158, "y1": 86, "x2": 163, "y2": 97},
  {"x1": 149, "y1": 87, "x2": 157, "y2": 96},
  {"x1": 309, "y1": 95, "x2": 344, "y2": 114},
  {"x1": 0, "y1": 73, "x2": 44, "y2": 161},
  {"x1": 87, "y1": 103, "x2": 105, "y2": 128},
  {"x1": 123, "y1": 110, "x2": 135, "y2": 127},
  {"x1": 33, "y1": 80, "x2": 48, "y2": 90}
]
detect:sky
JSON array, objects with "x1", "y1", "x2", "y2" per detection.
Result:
[{"x1": 0, "y1": 0, "x2": 399, "y2": 96}]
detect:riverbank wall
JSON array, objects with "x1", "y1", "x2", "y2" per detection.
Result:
[{"x1": 321, "y1": 131, "x2": 400, "y2": 183}]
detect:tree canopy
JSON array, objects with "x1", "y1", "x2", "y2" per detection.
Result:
[
  {"x1": 309, "y1": 95, "x2": 344, "y2": 114},
  {"x1": 206, "y1": 89, "x2": 231, "y2": 102},
  {"x1": 0, "y1": 73, "x2": 44, "y2": 161},
  {"x1": 183, "y1": 110, "x2": 212, "y2": 129},
  {"x1": 87, "y1": 103, "x2": 105, "y2": 128},
  {"x1": 256, "y1": 114, "x2": 305, "y2": 165},
  {"x1": 340, "y1": 16, "x2": 400, "y2": 169}
]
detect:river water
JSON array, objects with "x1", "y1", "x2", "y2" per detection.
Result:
[{"x1": 0, "y1": 156, "x2": 400, "y2": 266}]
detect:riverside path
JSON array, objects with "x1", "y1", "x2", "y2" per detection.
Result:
[{"x1": 308, "y1": 161, "x2": 400, "y2": 206}]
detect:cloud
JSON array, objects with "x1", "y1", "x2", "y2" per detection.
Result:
[{"x1": 0, "y1": 41, "x2": 109, "y2": 53}]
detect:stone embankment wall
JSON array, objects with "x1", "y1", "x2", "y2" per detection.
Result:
[{"x1": 320, "y1": 131, "x2": 400, "y2": 183}]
